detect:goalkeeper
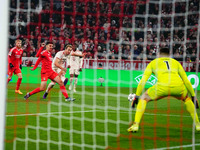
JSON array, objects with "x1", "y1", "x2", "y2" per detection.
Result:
[{"x1": 128, "y1": 47, "x2": 200, "y2": 132}]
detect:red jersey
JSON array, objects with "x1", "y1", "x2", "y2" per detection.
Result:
[
  {"x1": 40, "y1": 50, "x2": 53, "y2": 73},
  {"x1": 8, "y1": 47, "x2": 23, "y2": 68}
]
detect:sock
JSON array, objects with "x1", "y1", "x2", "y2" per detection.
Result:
[
  {"x1": 29, "y1": 87, "x2": 41, "y2": 96},
  {"x1": 185, "y1": 97, "x2": 200, "y2": 124},
  {"x1": 74, "y1": 78, "x2": 78, "y2": 89},
  {"x1": 60, "y1": 85, "x2": 68, "y2": 98},
  {"x1": 134, "y1": 99, "x2": 147, "y2": 124},
  {"x1": 70, "y1": 77, "x2": 73, "y2": 86},
  {"x1": 16, "y1": 78, "x2": 22, "y2": 90},
  {"x1": 64, "y1": 78, "x2": 68, "y2": 86},
  {"x1": 46, "y1": 82, "x2": 55, "y2": 93},
  {"x1": 7, "y1": 78, "x2": 11, "y2": 84}
]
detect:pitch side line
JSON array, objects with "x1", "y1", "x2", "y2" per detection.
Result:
[
  {"x1": 147, "y1": 143, "x2": 200, "y2": 150},
  {"x1": 6, "y1": 110, "x2": 192, "y2": 118}
]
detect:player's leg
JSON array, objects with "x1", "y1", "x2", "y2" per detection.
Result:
[
  {"x1": 43, "y1": 81, "x2": 56, "y2": 99},
  {"x1": 52, "y1": 75, "x2": 75, "y2": 101},
  {"x1": 175, "y1": 87, "x2": 200, "y2": 131},
  {"x1": 7, "y1": 67, "x2": 13, "y2": 84},
  {"x1": 7, "y1": 75, "x2": 12, "y2": 84},
  {"x1": 128, "y1": 90, "x2": 150, "y2": 132},
  {"x1": 69, "y1": 68, "x2": 74, "y2": 90},
  {"x1": 73, "y1": 74, "x2": 79, "y2": 92},
  {"x1": 24, "y1": 81, "x2": 47, "y2": 100},
  {"x1": 15, "y1": 72, "x2": 23, "y2": 94},
  {"x1": 59, "y1": 70, "x2": 68, "y2": 86}
]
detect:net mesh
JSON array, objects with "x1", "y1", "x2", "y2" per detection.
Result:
[{"x1": 6, "y1": 0, "x2": 200, "y2": 149}]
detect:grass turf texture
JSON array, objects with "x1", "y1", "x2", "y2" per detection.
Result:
[{"x1": 5, "y1": 83, "x2": 200, "y2": 150}]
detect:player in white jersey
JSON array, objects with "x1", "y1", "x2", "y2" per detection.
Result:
[
  {"x1": 67, "y1": 47, "x2": 83, "y2": 92},
  {"x1": 43, "y1": 44, "x2": 84, "y2": 99}
]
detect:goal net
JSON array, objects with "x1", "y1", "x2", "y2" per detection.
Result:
[{"x1": 5, "y1": 0, "x2": 200, "y2": 149}]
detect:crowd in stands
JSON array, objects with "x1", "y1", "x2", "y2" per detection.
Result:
[{"x1": 9, "y1": 0, "x2": 199, "y2": 70}]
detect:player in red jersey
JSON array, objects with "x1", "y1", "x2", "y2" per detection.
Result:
[
  {"x1": 24, "y1": 42, "x2": 75, "y2": 101},
  {"x1": 7, "y1": 39, "x2": 23, "y2": 94}
]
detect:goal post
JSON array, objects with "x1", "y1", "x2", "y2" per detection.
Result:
[{"x1": 0, "y1": 0, "x2": 9, "y2": 149}]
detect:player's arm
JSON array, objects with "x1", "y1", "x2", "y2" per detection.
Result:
[
  {"x1": 19, "y1": 50, "x2": 23, "y2": 69},
  {"x1": 178, "y1": 62, "x2": 195, "y2": 97},
  {"x1": 178, "y1": 62, "x2": 199, "y2": 108},
  {"x1": 54, "y1": 57, "x2": 67, "y2": 72},
  {"x1": 79, "y1": 57, "x2": 83, "y2": 71},
  {"x1": 35, "y1": 43, "x2": 45, "y2": 57},
  {"x1": 136, "y1": 63, "x2": 152, "y2": 96},
  {"x1": 129, "y1": 63, "x2": 152, "y2": 109},
  {"x1": 31, "y1": 57, "x2": 41, "y2": 70},
  {"x1": 8, "y1": 48, "x2": 14, "y2": 68},
  {"x1": 71, "y1": 51, "x2": 84, "y2": 57}
]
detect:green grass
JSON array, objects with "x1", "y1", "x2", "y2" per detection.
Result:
[{"x1": 5, "y1": 83, "x2": 200, "y2": 150}]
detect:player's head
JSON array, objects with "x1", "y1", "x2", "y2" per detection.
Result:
[
  {"x1": 159, "y1": 47, "x2": 170, "y2": 55},
  {"x1": 15, "y1": 39, "x2": 22, "y2": 48},
  {"x1": 46, "y1": 41, "x2": 54, "y2": 51},
  {"x1": 64, "y1": 44, "x2": 73, "y2": 55}
]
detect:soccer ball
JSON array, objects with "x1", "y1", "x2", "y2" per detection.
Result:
[{"x1": 128, "y1": 93, "x2": 136, "y2": 102}]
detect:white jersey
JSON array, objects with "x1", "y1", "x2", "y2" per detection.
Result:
[
  {"x1": 67, "y1": 50, "x2": 83, "y2": 69},
  {"x1": 52, "y1": 50, "x2": 69, "y2": 70}
]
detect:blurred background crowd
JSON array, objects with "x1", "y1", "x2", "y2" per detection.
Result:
[{"x1": 9, "y1": 0, "x2": 199, "y2": 68}]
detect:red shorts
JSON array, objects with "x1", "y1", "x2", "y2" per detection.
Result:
[
  {"x1": 41, "y1": 70, "x2": 58, "y2": 81},
  {"x1": 7, "y1": 67, "x2": 21, "y2": 76}
]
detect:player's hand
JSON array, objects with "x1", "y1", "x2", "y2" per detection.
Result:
[
  {"x1": 20, "y1": 64, "x2": 22, "y2": 70},
  {"x1": 67, "y1": 65, "x2": 70, "y2": 68},
  {"x1": 192, "y1": 96, "x2": 199, "y2": 109},
  {"x1": 79, "y1": 68, "x2": 82, "y2": 72},
  {"x1": 9, "y1": 63, "x2": 14, "y2": 68},
  {"x1": 41, "y1": 42, "x2": 45, "y2": 47},
  {"x1": 128, "y1": 93, "x2": 139, "y2": 109}
]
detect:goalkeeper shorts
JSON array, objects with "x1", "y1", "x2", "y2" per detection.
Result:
[{"x1": 147, "y1": 83, "x2": 188, "y2": 100}]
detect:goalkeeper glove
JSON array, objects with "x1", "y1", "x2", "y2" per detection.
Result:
[
  {"x1": 192, "y1": 96, "x2": 199, "y2": 109},
  {"x1": 20, "y1": 64, "x2": 22, "y2": 70},
  {"x1": 128, "y1": 93, "x2": 139, "y2": 109},
  {"x1": 131, "y1": 95, "x2": 139, "y2": 109},
  {"x1": 9, "y1": 63, "x2": 14, "y2": 68}
]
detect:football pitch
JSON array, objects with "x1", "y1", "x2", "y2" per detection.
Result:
[{"x1": 5, "y1": 83, "x2": 200, "y2": 150}]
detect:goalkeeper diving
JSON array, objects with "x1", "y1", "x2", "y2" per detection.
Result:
[{"x1": 128, "y1": 47, "x2": 200, "y2": 132}]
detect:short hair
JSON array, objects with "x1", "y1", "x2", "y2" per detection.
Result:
[
  {"x1": 160, "y1": 47, "x2": 170, "y2": 54},
  {"x1": 65, "y1": 44, "x2": 72, "y2": 49},
  {"x1": 46, "y1": 41, "x2": 53, "y2": 45},
  {"x1": 15, "y1": 39, "x2": 22, "y2": 43}
]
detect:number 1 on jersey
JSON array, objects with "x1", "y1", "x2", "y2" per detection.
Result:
[{"x1": 164, "y1": 61, "x2": 170, "y2": 70}]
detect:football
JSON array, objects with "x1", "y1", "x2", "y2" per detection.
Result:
[{"x1": 128, "y1": 93, "x2": 136, "y2": 102}]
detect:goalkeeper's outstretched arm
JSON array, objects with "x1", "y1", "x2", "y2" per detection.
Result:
[{"x1": 135, "y1": 63, "x2": 152, "y2": 96}]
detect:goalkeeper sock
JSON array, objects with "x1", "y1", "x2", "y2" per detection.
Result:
[
  {"x1": 30, "y1": 87, "x2": 41, "y2": 96},
  {"x1": 16, "y1": 78, "x2": 22, "y2": 90},
  {"x1": 7, "y1": 78, "x2": 11, "y2": 84},
  {"x1": 134, "y1": 99, "x2": 147, "y2": 124},
  {"x1": 60, "y1": 85, "x2": 68, "y2": 98},
  {"x1": 185, "y1": 97, "x2": 200, "y2": 124},
  {"x1": 46, "y1": 82, "x2": 55, "y2": 93}
]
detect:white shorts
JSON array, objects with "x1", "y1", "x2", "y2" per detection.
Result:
[
  {"x1": 69, "y1": 68, "x2": 80, "y2": 75},
  {"x1": 53, "y1": 68, "x2": 66, "y2": 82}
]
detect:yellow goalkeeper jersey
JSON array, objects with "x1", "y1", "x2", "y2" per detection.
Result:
[{"x1": 136, "y1": 57, "x2": 195, "y2": 97}]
